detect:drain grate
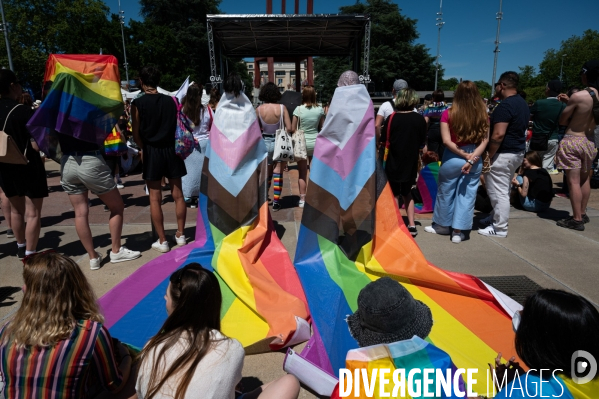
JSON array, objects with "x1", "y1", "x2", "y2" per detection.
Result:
[{"x1": 478, "y1": 276, "x2": 543, "y2": 306}]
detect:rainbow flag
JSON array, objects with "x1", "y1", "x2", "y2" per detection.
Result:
[
  {"x1": 99, "y1": 92, "x2": 310, "y2": 352},
  {"x1": 294, "y1": 84, "x2": 519, "y2": 395},
  {"x1": 415, "y1": 161, "x2": 440, "y2": 214},
  {"x1": 333, "y1": 336, "x2": 464, "y2": 398},
  {"x1": 27, "y1": 54, "x2": 123, "y2": 154}
]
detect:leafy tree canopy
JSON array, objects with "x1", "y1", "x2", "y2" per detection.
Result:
[{"x1": 315, "y1": 0, "x2": 440, "y2": 102}]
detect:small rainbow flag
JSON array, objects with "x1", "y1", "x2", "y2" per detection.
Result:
[
  {"x1": 415, "y1": 161, "x2": 440, "y2": 214},
  {"x1": 332, "y1": 336, "x2": 464, "y2": 398},
  {"x1": 99, "y1": 91, "x2": 310, "y2": 352},
  {"x1": 27, "y1": 54, "x2": 123, "y2": 154},
  {"x1": 294, "y1": 84, "x2": 518, "y2": 395}
]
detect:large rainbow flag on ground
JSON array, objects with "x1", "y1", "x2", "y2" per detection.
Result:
[
  {"x1": 99, "y1": 91, "x2": 310, "y2": 352},
  {"x1": 294, "y1": 84, "x2": 520, "y2": 395},
  {"x1": 27, "y1": 54, "x2": 123, "y2": 154}
]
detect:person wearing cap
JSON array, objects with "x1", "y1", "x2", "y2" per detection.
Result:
[
  {"x1": 346, "y1": 277, "x2": 433, "y2": 347},
  {"x1": 529, "y1": 80, "x2": 566, "y2": 174},
  {"x1": 478, "y1": 71, "x2": 530, "y2": 238},
  {"x1": 554, "y1": 60, "x2": 599, "y2": 231},
  {"x1": 375, "y1": 79, "x2": 408, "y2": 142}
]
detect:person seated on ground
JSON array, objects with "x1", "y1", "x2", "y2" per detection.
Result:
[
  {"x1": 0, "y1": 252, "x2": 132, "y2": 398},
  {"x1": 510, "y1": 151, "x2": 553, "y2": 212},
  {"x1": 346, "y1": 277, "x2": 433, "y2": 347},
  {"x1": 492, "y1": 289, "x2": 599, "y2": 398},
  {"x1": 136, "y1": 263, "x2": 300, "y2": 399}
]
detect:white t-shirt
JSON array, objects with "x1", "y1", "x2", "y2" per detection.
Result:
[
  {"x1": 192, "y1": 107, "x2": 213, "y2": 141},
  {"x1": 136, "y1": 330, "x2": 244, "y2": 399},
  {"x1": 377, "y1": 100, "x2": 395, "y2": 120}
]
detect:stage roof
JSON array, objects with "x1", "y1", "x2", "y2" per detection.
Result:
[{"x1": 206, "y1": 14, "x2": 370, "y2": 58}]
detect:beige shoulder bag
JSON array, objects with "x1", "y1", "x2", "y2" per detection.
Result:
[{"x1": 0, "y1": 104, "x2": 28, "y2": 165}]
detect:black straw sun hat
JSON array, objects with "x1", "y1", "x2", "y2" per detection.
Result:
[{"x1": 347, "y1": 277, "x2": 433, "y2": 348}]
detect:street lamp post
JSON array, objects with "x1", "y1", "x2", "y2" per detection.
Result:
[
  {"x1": 491, "y1": 0, "x2": 503, "y2": 88},
  {"x1": 0, "y1": 0, "x2": 13, "y2": 71},
  {"x1": 560, "y1": 54, "x2": 567, "y2": 82},
  {"x1": 117, "y1": 0, "x2": 130, "y2": 90},
  {"x1": 434, "y1": 0, "x2": 444, "y2": 91}
]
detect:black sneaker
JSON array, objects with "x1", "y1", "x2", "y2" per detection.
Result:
[
  {"x1": 17, "y1": 246, "x2": 25, "y2": 260},
  {"x1": 556, "y1": 218, "x2": 585, "y2": 231},
  {"x1": 104, "y1": 205, "x2": 109, "y2": 212},
  {"x1": 272, "y1": 202, "x2": 281, "y2": 212},
  {"x1": 408, "y1": 226, "x2": 418, "y2": 237},
  {"x1": 582, "y1": 214, "x2": 590, "y2": 224},
  {"x1": 6, "y1": 228, "x2": 14, "y2": 238}
]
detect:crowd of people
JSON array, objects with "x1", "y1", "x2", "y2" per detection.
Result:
[{"x1": 1, "y1": 61, "x2": 599, "y2": 398}]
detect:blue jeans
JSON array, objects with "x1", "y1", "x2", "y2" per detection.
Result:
[
  {"x1": 432, "y1": 144, "x2": 482, "y2": 230},
  {"x1": 263, "y1": 135, "x2": 275, "y2": 165},
  {"x1": 515, "y1": 176, "x2": 551, "y2": 212}
]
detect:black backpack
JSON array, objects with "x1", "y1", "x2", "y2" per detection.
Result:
[{"x1": 585, "y1": 88, "x2": 599, "y2": 124}]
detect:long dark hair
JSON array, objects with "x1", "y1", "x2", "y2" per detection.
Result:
[
  {"x1": 515, "y1": 289, "x2": 599, "y2": 377},
  {"x1": 139, "y1": 263, "x2": 223, "y2": 399},
  {"x1": 182, "y1": 84, "x2": 205, "y2": 125}
]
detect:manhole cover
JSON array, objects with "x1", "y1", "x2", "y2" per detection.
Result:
[{"x1": 478, "y1": 276, "x2": 543, "y2": 306}]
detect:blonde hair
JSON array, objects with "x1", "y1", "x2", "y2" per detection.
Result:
[
  {"x1": 447, "y1": 80, "x2": 489, "y2": 144},
  {"x1": 394, "y1": 88, "x2": 419, "y2": 111},
  {"x1": 2, "y1": 253, "x2": 103, "y2": 348}
]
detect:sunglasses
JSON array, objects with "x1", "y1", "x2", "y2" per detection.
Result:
[{"x1": 22, "y1": 249, "x2": 56, "y2": 264}]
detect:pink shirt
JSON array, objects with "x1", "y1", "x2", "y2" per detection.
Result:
[{"x1": 440, "y1": 109, "x2": 473, "y2": 147}]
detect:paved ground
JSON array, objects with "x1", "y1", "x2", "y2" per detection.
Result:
[{"x1": 2, "y1": 160, "x2": 599, "y2": 398}]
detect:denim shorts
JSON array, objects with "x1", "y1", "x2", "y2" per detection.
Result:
[
  {"x1": 60, "y1": 154, "x2": 116, "y2": 196},
  {"x1": 263, "y1": 135, "x2": 275, "y2": 165}
]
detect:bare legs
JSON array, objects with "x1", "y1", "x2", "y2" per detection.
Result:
[
  {"x1": 0, "y1": 188, "x2": 12, "y2": 231},
  {"x1": 242, "y1": 375, "x2": 300, "y2": 399},
  {"x1": 98, "y1": 189, "x2": 125, "y2": 253},
  {"x1": 565, "y1": 168, "x2": 591, "y2": 221},
  {"x1": 147, "y1": 178, "x2": 186, "y2": 243},
  {"x1": 68, "y1": 189, "x2": 124, "y2": 257},
  {"x1": 8, "y1": 196, "x2": 43, "y2": 252},
  {"x1": 297, "y1": 159, "x2": 308, "y2": 200},
  {"x1": 395, "y1": 194, "x2": 415, "y2": 227}
]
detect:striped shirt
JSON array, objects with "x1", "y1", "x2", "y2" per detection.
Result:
[{"x1": 0, "y1": 320, "x2": 123, "y2": 399}]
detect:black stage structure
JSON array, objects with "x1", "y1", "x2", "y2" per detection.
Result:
[{"x1": 206, "y1": 14, "x2": 372, "y2": 88}]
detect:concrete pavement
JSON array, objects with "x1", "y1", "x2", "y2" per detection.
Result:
[{"x1": 1, "y1": 160, "x2": 599, "y2": 398}]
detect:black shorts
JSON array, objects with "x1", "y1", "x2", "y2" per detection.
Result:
[
  {"x1": 142, "y1": 144, "x2": 187, "y2": 181},
  {"x1": 0, "y1": 158, "x2": 48, "y2": 199},
  {"x1": 388, "y1": 180, "x2": 413, "y2": 197}
]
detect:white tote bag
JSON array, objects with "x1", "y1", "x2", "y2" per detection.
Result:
[
  {"x1": 273, "y1": 105, "x2": 295, "y2": 162},
  {"x1": 292, "y1": 105, "x2": 308, "y2": 161}
]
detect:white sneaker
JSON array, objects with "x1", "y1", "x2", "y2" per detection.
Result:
[
  {"x1": 298, "y1": 200, "x2": 305, "y2": 208},
  {"x1": 451, "y1": 231, "x2": 466, "y2": 243},
  {"x1": 175, "y1": 234, "x2": 187, "y2": 246},
  {"x1": 424, "y1": 223, "x2": 450, "y2": 235},
  {"x1": 110, "y1": 246, "x2": 141, "y2": 263},
  {"x1": 152, "y1": 239, "x2": 170, "y2": 253},
  {"x1": 90, "y1": 252, "x2": 103, "y2": 270},
  {"x1": 116, "y1": 183, "x2": 125, "y2": 189},
  {"x1": 477, "y1": 225, "x2": 507, "y2": 238}
]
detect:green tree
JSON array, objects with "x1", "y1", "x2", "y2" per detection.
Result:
[
  {"x1": 538, "y1": 29, "x2": 599, "y2": 88},
  {"x1": 138, "y1": 0, "x2": 226, "y2": 90},
  {"x1": 473, "y1": 80, "x2": 492, "y2": 99},
  {"x1": 0, "y1": 0, "x2": 122, "y2": 93},
  {"x1": 438, "y1": 77, "x2": 458, "y2": 90},
  {"x1": 314, "y1": 0, "x2": 439, "y2": 98}
]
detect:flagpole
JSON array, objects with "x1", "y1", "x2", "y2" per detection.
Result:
[
  {"x1": 0, "y1": 0, "x2": 13, "y2": 71},
  {"x1": 117, "y1": 0, "x2": 130, "y2": 90}
]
